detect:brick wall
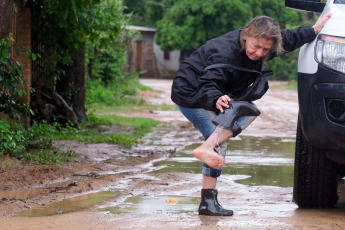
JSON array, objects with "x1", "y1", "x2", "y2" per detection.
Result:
[
  {"x1": 0, "y1": 0, "x2": 32, "y2": 127},
  {"x1": 5, "y1": 2, "x2": 32, "y2": 127},
  {"x1": 15, "y1": 7, "x2": 32, "y2": 111}
]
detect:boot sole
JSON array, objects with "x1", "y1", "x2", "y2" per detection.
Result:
[{"x1": 198, "y1": 211, "x2": 233, "y2": 216}]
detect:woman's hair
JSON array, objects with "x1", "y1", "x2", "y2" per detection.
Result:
[{"x1": 240, "y1": 16, "x2": 284, "y2": 63}]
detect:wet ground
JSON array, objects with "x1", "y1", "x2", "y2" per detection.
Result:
[{"x1": 1, "y1": 79, "x2": 345, "y2": 229}]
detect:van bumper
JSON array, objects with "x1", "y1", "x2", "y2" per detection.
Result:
[{"x1": 298, "y1": 64, "x2": 345, "y2": 155}]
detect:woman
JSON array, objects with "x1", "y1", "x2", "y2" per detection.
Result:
[{"x1": 171, "y1": 14, "x2": 332, "y2": 216}]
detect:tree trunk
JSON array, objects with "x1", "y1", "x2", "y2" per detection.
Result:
[
  {"x1": 57, "y1": 43, "x2": 89, "y2": 123},
  {"x1": 0, "y1": 0, "x2": 14, "y2": 39}
]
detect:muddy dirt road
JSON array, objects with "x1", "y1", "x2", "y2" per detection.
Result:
[{"x1": 1, "y1": 79, "x2": 345, "y2": 229}]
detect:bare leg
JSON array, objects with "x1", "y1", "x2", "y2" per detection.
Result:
[
  {"x1": 193, "y1": 126, "x2": 233, "y2": 168},
  {"x1": 203, "y1": 175, "x2": 217, "y2": 189}
]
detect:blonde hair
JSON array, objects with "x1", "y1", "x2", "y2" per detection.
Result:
[{"x1": 240, "y1": 16, "x2": 284, "y2": 64}]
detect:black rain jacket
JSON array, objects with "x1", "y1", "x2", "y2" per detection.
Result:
[{"x1": 171, "y1": 25, "x2": 316, "y2": 111}]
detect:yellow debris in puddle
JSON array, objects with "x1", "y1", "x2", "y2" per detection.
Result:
[{"x1": 169, "y1": 199, "x2": 178, "y2": 204}]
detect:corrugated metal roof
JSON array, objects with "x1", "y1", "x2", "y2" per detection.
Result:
[{"x1": 126, "y1": 25, "x2": 156, "y2": 32}]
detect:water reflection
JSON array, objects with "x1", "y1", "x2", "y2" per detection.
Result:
[
  {"x1": 102, "y1": 195, "x2": 199, "y2": 215},
  {"x1": 153, "y1": 136, "x2": 295, "y2": 187},
  {"x1": 19, "y1": 191, "x2": 120, "y2": 217}
]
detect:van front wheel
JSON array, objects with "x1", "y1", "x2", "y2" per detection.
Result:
[{"x1": 293, "y1": 118, "x2": 339, "y2": 208}]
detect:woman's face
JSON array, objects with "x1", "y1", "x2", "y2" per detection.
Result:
[{"x1": 243, "y1": 34, "x2": 274, "y2": 61}]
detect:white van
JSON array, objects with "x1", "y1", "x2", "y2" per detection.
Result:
[{"x1": 285, "y1": 0, "x2": 345, "y2": 208}]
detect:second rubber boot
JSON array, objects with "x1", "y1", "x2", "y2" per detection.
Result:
[
  {"x1": 212, "y1": 101, "x2": 260, "y2": 130},
  {"x1": 198, "y1": 189, "x2": 233, "y2": 216}
]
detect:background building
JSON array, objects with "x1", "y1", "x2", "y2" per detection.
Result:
[{"x1": 126, "y1": 25, "x2": 180, "y2": 78}]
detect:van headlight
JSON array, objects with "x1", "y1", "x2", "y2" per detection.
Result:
[{"x1": 315, "y1": 35, "x2": 345, "y2": 74}]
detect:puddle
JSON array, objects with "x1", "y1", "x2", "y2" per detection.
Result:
[
  {"x1": 153, "y1": 136, "x2": 295, "y2": 187},
  {"x1": 101, "y1": 195, "x2": 199, "y2": 215},
  {"x1": 19, "y1": 191, "x2": 120, "y2": 217}
]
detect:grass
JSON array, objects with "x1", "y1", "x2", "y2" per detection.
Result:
[
  {"x1": 21, "y1": 150, "x2": 77, "y2": 164},
  {"x1": 88, "y1": 103, "x2": 178, "y2": 115},
  {"x1": 286, "y1": 80, "x2": 298, "y2": 90},
  {"x1": 269, "y1": 80, "x2": 297, "y2": 91},
  {"x1": 49, "y1": 114, "x2": 160, "y2": 146}
]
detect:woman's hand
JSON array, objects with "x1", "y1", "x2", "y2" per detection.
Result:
[
  {"x1": 313, "y1": 12, "x2": 332, "y2": 34},
  {"x1": 216, "y1": 95, "x2": 231, "y2": 113}
]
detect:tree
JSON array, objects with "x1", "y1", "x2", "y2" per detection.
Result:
[
  {"x1": 123, "y1": 0, "x2": 168, "y2": 27},
  {"x1": 155, "y1": 0, "x2": 301, "y2": 52},
  {"x1": 155, "y1": 0, "x2": 252, "y2": 52},
  {"x1": 29, "y1": 0, "x2": 127, "y2": 125},
  {"x1": 151, "y1": 0, "x2": 302, "y2": 80},
  {"x1": 57, "y1": 44, "x2": 88, "y2": 122},
  {"x1": 85, "y1": 0, "x2": 128, "y2": 85},
  {"x1": 247, "y1": 0, "x2": 301, "y2": 28},
  {"x1": 28, "y1": 0, "x2": 93, "y2": 125}
]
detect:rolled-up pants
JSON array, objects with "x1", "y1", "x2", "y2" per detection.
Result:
[{"x1": 177, "y1": 105, "x2": 256, "y2": 178}]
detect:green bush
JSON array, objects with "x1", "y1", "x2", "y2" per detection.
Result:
[
  {"x1": 85, "y1": 72, "x2": 145, "y2": 106},
  {"x1": 268, "y1": 50, "x2": 299, "y2": 81},
  {"x1": 0, "y1": 120, "x2": 25, "y2": 156},
  {"x1": 0, "y1": 120, "x2": 79, "y2": 163},
  {"x1": 0, "y1": 120, "x2": 54, "y2": 157}
]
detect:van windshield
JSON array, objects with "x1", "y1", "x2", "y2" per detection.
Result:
[{"x1": 334, "y1": 0, "x2": 345, "y2": 3}]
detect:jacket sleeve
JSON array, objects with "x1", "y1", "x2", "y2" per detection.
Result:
[
  {"x1": 197, "y1": 67, "x2": 229, "y2": 111},
  {"x1": 196, "y1": 32, "x2": 239, "y2": 111},
  {"x1": 281, "y1": 25, "x2": 316, "y2": 52}
]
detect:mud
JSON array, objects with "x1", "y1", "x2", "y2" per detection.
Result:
[{"x1": 1, "y1": 79, "x2": 345, "y2": 229}]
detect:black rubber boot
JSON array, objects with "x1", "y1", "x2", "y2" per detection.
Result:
[
  {"x1": 212, "y1": 101, "x2": 260, "y2": 130},
  {"x1": 198, "y1": 189, "x2": 233, "y2": 216}
]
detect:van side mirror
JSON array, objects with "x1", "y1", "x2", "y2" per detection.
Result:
[{"x1": 285, "y1": 0, "x2": 326, "y2": 13}]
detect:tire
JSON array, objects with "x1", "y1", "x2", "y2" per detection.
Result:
[{"x1": 293, "y1": 117, "x2": 339, "y2": 208}]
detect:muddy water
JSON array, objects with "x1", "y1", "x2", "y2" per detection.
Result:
[
  {"x1": 10, "y1": 126, "x2": 299, "y2": 226},
  {"x1": 154, "y1": 136, "x2": 295, "y2": 187},
  {"x1": 19, "y1": 191, "x2": 120, "y2": 217},
  {"x1": 99, "y1": 135, "x2": 295, "y2": 217},
  {"x1": 97, "y1": 127, "x2": 345, "y2": 230}
]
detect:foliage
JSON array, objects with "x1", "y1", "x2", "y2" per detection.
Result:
[
  {"x1": 0, "y1": 120, "x2": 53, "y2": 156},
  {"x1": 267, "y1": 50, "x2": 300, "y2": 81},
  {"x1": 124, "y1": 0, "x2": 301, "y2": 51},
  {"x1": 124, "y1": 0, "x2": 169, "y2": 27},
  {"x1": 0, "y1": 120, "x2": 25, "y2": 156},
  {"x1": 246, "y1": 0, "x2": 301, "y2": 28},
  {"x1": 0, "y1": 120, "x2": 50, "y2": 156},
  {"x1": 33, "y1": 0, "x2": 128, "y2": 88},
  {"x1": 85, "y1": 71, "x2": 145, "y2": 106},
  {"x1": 155, "y1": 0, "x2": 252, "y2": 51},
  {"x1": 32, "y1": 0, "x2": 91, "y2": 87},
  {"x1": 0, "y1": 119, "x2": 76, "y2": 163},
  {"x1": 0, "y1": 35, "x2": 32, "y2": 119},
  {"x1": 85, "y1": 0, "x2": 129, "y2": 85}
]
